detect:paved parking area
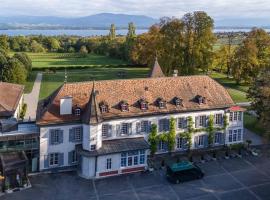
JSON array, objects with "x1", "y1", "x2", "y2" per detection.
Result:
[{"x1": 3, "y1": 154, "x2": 270, "y2": 200}]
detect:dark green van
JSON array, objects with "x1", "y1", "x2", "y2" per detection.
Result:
[{"x1": 166, "y1": 161, "x2": 204, "y2": 184}]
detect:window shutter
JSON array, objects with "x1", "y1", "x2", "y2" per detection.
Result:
[
  {"x1": 204, "y1": 135, "x2": 208, "y2": 147},
  {"x1": 166, "y1": 119, "x2": 170, "y2": 131},
  {"x1": 44, "y1": 155, "x2": 49, "y2": 168},
  {"x1": 206, "y1": 116, "x2": 209, "y2": 127},
  {"x1": 195, "y1": 117, "x2": 199, "y2": 128},
  {"x1": 158, "y1": 120, "x2": 162, "y2": 132},
  {"x1": 116, "y1": 124, "x2": 121, "y2": 136},
  {"x1": 194, "y1": 136, "x2": 198, "y2": 148},
  {"x1": 68, "y1": 151, "x2": 72, "y2": 165},
  {"x1": 136, "y1": 122, "x2": 141, "y2": 134},
  {"x1": 79, "y1": 126, "x2": 83, "y2": 141},
  {"x1": 59, "y1": 153, "x2": 64, "y2": 166},
  {"x1": 49, "y1": 129, "x2": 54, "y2": 145},
  {"x1": 128, "y1": 123, "x2": 132, "y2": 135},
  {"x1": 69, "y1": 128, "x2": 75, "y2": 142},
  {"x1": 108, "y1": 125, "x2": 113, "y2": 137},
  {"x1": 221, "y1": 115, "x2": 224, "y2": 125},
  {"x1": 59, "y1": 130, "x2": 64, "y2": 144},
  {"x1": 147, "y1": 121, "x2": 151, "y2": 133}
]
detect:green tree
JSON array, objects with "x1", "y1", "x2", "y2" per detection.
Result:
[
  {"x1": 2, "y1": 58, "x2": 27, "y2": 84},
  {"x1": 30, "y1": 40, "x2": 45, "y2": 53},
  {"x1": 148, "y1": 124, "x2": 158, "y2": 156},
  {"x1": 0, "y1": 52, "x2": 7, "y2": 81},
  {"x1": 248, "y1": 69, "x2": 270, "y2": 139},
  {"x1": 109, "y1": 24, "x2": 116, "y2": 41},
  {"x1": 167, "y1": 118, "x2": 176, "y2": 152},
  {"x1": 13, "y1": 52, "x2": 32, "y2": 72},
  {"x1": 0, "y1": 35, "x2": 9, "y2": 51},
  {"x1": 127, "y1": 22, "x2": 136, "y2": 39},
  {"x1": 186, "y1": 116, "x2": 194, "y2": 149}
]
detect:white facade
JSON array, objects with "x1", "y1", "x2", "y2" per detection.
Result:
[
  {"x1": 39, "y1": 108, "x2": 244, "y2": 178},
  {"x1": 13, "y1": 95, "x2": 24, "y2": 119}
]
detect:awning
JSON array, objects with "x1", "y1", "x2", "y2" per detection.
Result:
[
  {"x1": 77, "y1": 137, "x2": 149, "y2": 157},
  {"x1": 0, "y1": 151, "x2": 28, "y2": 173}
]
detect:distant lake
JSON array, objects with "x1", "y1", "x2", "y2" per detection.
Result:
[{"x1": 0, "y1": 28, "x2": 269, "y2": 36}]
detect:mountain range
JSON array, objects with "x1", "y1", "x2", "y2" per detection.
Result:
[
  {"x1": 0, "y1": 13, "x2": 269, "y2": 29},
  {"x1": 0, "y1": 13, "x2": 157, "y2": 29}
]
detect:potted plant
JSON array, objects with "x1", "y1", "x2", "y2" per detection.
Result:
[{"x1": 212, "y1": 151, "x2": 217, "y2": 161}]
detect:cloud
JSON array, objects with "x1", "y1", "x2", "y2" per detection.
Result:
[{"x1": 0, "y1": 0, "x2": 269, "y2": 19}]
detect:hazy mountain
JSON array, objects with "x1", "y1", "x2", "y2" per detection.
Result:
[
  {"x1": 215, "y1": 18, "x2": 270, "y2": 28},
  {"x1": 0, "y1": 13, "x2": 158, "y2": 29}
]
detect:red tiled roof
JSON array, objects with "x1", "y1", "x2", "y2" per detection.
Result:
[
  {"x1": 0, "y1": 82, "x2": 24, "y2": 117},
  {"x1": 36, "y1": 76, "x2": 235, "y2": 125}
]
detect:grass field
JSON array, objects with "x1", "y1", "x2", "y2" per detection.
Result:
[
  {"x1": 210, "y1": 72, "x2": 249, "y2": 103},
  {"x1": 39, "y1": 67, "x2": 149, "y2": 99},
  {"x1": 244, "y1": 113, "x2": 266, "y2": 137},
  {"x1": 27, "y1": 53, "x2": 128, "y2": 68}
]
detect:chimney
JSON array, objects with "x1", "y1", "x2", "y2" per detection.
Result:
[
  {"x1": 173, "y1": 70, "x2": 178, "y2": 77},
  {"x1": 60, "y1": 96, "x2": 73, "y2": 115}
]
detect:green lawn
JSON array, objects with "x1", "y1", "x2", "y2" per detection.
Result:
[
  {"x1": 28, "y1": 53, "x2": 128, "y2": 69},
  {"x1": 209, "y1": 72, "x2": 249, "y2": 103},
  {"x1": 244, "y1": 113, "x2": 266, "y2": 137},
  {"x1": 39, "y1": 67, "x2": 149, "y2": 99}
]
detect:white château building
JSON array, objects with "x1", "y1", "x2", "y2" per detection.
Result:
[{"x1": 36, "y1": 61, "x2": 244, "y2": 179}]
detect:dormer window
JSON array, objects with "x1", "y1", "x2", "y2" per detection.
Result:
[
  {"x1": 157, "y1": 98, "x2": 166, "y2": 109},
  {"x1": 139, "y1": 99, "x2": 148, "y2": 110},
  {"x1": 120, "y1": 101, "x2": 129, "y2": 112},
  {"x1": 174, "y1": 97, "x2": 183, "y2": 106},
  {"x1": 196, "y1": 95, "x2": 206, "y2": 104},
  {"x1": 99, "y1": 101, "x2": 109, "y2": 113},
  {"x1": 74, "y1": 108, "x2": 81, "y2": 116}
]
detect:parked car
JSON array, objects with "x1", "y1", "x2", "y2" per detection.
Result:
[{"x1": 166, "y1": 161, "x2": 204, "y2": 184}]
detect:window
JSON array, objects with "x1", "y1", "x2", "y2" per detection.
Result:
[
  {"x1": 121, "y1": 153, "x2": 127, "y2": 167},
  {"x1": 120, "y1": 150, "x2": 145, "y2": 167},
  {"x1": 214, "y1": 132, "x2": 222, "y2": 144},
  {"x1": 71, "y1": 151, "x2": 77, "y2": 163},
  {"x1": 102, "y1": 124, "x2": 110, "y2": 137},
  {"x1": 106, "y1": 158, "x2": 112, "y2": 170},
  {"x1": 121, "y1": 123, "x2": 129, "y2": 135},
  {"x1": 229, "y1": 130, "x2": 233, "y2": 142},
  {"x1": 237, "y1": 129, "x2": 242, "y2": 141},
  {"x1": 238, "y1": 112, "x2": 242, "y2": 121},
  {"x1": 174, "y1": 98, "x2": 182, "y2": 106},
  {"x1": 51, "y1": 129, "x2": 62, "y2": 145},
  {"x1": 177, "y1": 137, "x2": 188, "y2": 149},
  {"x1": 199, "y1": 115, "x2": 207, "y2": 127},
  {"x1": 229, "y1": 112, "x2": 233, "y2": 122},
  {"x1": 141, "y1": 121, "x2": 150, "y2": 133},
  {"x1": 74, "y1": 127, "x2": 82, "y2": 141},
  {"x1": 158, "y1": 140, "x2": 165, "y2": 151},
  {"x1": 90, "y1": 145, "x2": 96, "y2": 150},
  {"x1": 233, "y1": 112, "x2": 238, "y2": 121},
  {"x1": 177, "y1": 117, "x2": 187, "y2": 129},
  {"x1": 215, "y1": 114, "x2": 223, "y2": 125},
  {"x1": 159, "y1": 101, "x2": 165, "y2": 109},
  {"x1": 49, "y1": 153, "x2": 59, "y2": 166},
  {"x1": 158, "y1": 118, "x2": 170, "y2": 132},
  {"x1": 198, "y1": 135, "x2": 204, "y2": 146},
  {"x1": 75, "y1": 108, "x2": 81, "y2": 116},
  {"x1": 100, "y1": 105, "x2": 108, "y2": 113},
  {"x1": 120, "y1": 102, "x2": 129, "y2": 112},
  {"x1": 141, "y1": 102, "x2": 148, "y2": 110},
  {"x1": 229, "y1": 129, "x2": 242, "y2": 142}
]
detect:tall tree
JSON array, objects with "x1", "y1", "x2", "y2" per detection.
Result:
[
  {"x1": 109, "y1": 24, "x2": 116, "y2": 41},
  {"x1": 127, "y1": 22, "x2": 136, "y2": 39},
  {"x1": 13, "y1": 52, "x2": 32, "y2": 72},
  {"x1": 248, "y1": 69, "x2": 270, "y2": 139},
  {"x1": 2, "y1": 58, "x2": 27, "y2": 84}
]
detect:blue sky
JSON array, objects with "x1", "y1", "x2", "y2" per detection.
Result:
[{"x1": 0, "y1": 0, "x2": 269, "y2": 19}]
